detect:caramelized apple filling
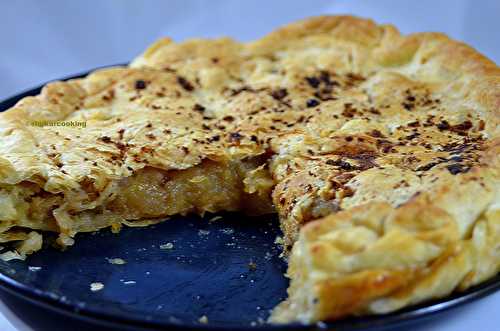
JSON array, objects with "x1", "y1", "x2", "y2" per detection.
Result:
[
  {"x1": 0, "y1": 157, "x2": 275, "y2": 258},
  {"x1": 107, "y1": 159, "x2": 275, "y2": 219}
]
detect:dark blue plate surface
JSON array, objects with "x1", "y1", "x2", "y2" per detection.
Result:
[{"x1": 0, "y1": 70, "x2": 499, "y2": 331}]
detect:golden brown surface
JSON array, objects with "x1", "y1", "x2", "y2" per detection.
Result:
[{"x1": 0, "y1": 15, "x2": 498, "y2": 323}]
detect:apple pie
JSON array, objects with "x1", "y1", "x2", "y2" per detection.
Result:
[{"x1": 0, "y1": 16, "x2": 498, "y2": 323}]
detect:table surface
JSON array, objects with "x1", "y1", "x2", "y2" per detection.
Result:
[{"x1": 0, "y1": 1, "x2": 498, "y2": 330}]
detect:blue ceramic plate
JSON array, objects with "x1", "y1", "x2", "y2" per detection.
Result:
[{"x1": 0, "y1": 70, "x2": 499, "y2": 331}]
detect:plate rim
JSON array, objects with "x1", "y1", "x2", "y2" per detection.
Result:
[{"x1": 1, "y1": 68, "x2": 499, "y2": 331}]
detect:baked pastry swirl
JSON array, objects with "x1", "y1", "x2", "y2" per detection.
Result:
[{"x1": 0, "y1": 16, "x2": 498, "y2": 323}]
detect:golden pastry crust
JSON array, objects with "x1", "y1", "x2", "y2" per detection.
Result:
[{"x1": 0, "y1": 15, "x2": 498, "y2": 323}]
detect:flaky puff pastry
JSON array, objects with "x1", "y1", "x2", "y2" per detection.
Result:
[{"x1": 0, "y1": 16, "x2": 498, "y2": 322}]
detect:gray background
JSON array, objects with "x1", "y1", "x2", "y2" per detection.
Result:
[
  {"x1": 1, "y1": 0, "x2": 499, "y2": 100},
  {"x1": 0, "y1": 1, "x2": 499, "y2": 330}
]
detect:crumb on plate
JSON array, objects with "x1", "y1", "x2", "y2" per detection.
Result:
[
  {"x1": 90, "y1": 282, "x2": 104, "y2": 292},
  {"x1": 160, "y1": 242, "x2": 174, "y2": 250},
  {"x1": 107, "y1": 257, "x2": 127, "y2": 265}
]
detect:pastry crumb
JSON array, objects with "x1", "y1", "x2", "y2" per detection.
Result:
[
  {"x1": 198, "y1": 315, "x2": 208, "y2": 324},
  {"x1": 90, "y1": 282, "x2": 104, "y2": 292},
  {"x1": 316, "y1": 321, "x2": 328, "y2": 329},
  {"x1": 251, "y1": 317, "x2": 265, "y2": 326},
  {"x1": 220, "y1": 227, "x2": 234, "y2": 235},
  {"x1": 123, "y1": 280, "x2": 136, "y2": 285},
  {"x1": 28, "y1": 266, "x2": 42, "y2": 272},
  {"x1": 208, "y1": 215, "x2": 223, "y2": 222},
  {"x1": 107, "y1": 257, "x2": 126, "y2": 265},
  {"x1": 160, "y1": 242, "x2": 174, "y2": 250},
  {"x1": 0, "y1": 251, "x2": 24, "y2": 261},
  {"x1": 198, "y1": 230, "x2": 210, "y2": 236}
]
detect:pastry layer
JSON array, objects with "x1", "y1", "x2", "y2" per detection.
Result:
[{"x1": 0, "y1": 15, "x2": 498, "y2": 323}]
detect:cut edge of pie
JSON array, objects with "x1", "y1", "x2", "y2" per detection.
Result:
[{"x1": 0, "y1": 15, "x2": 498, "y2": 324}]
